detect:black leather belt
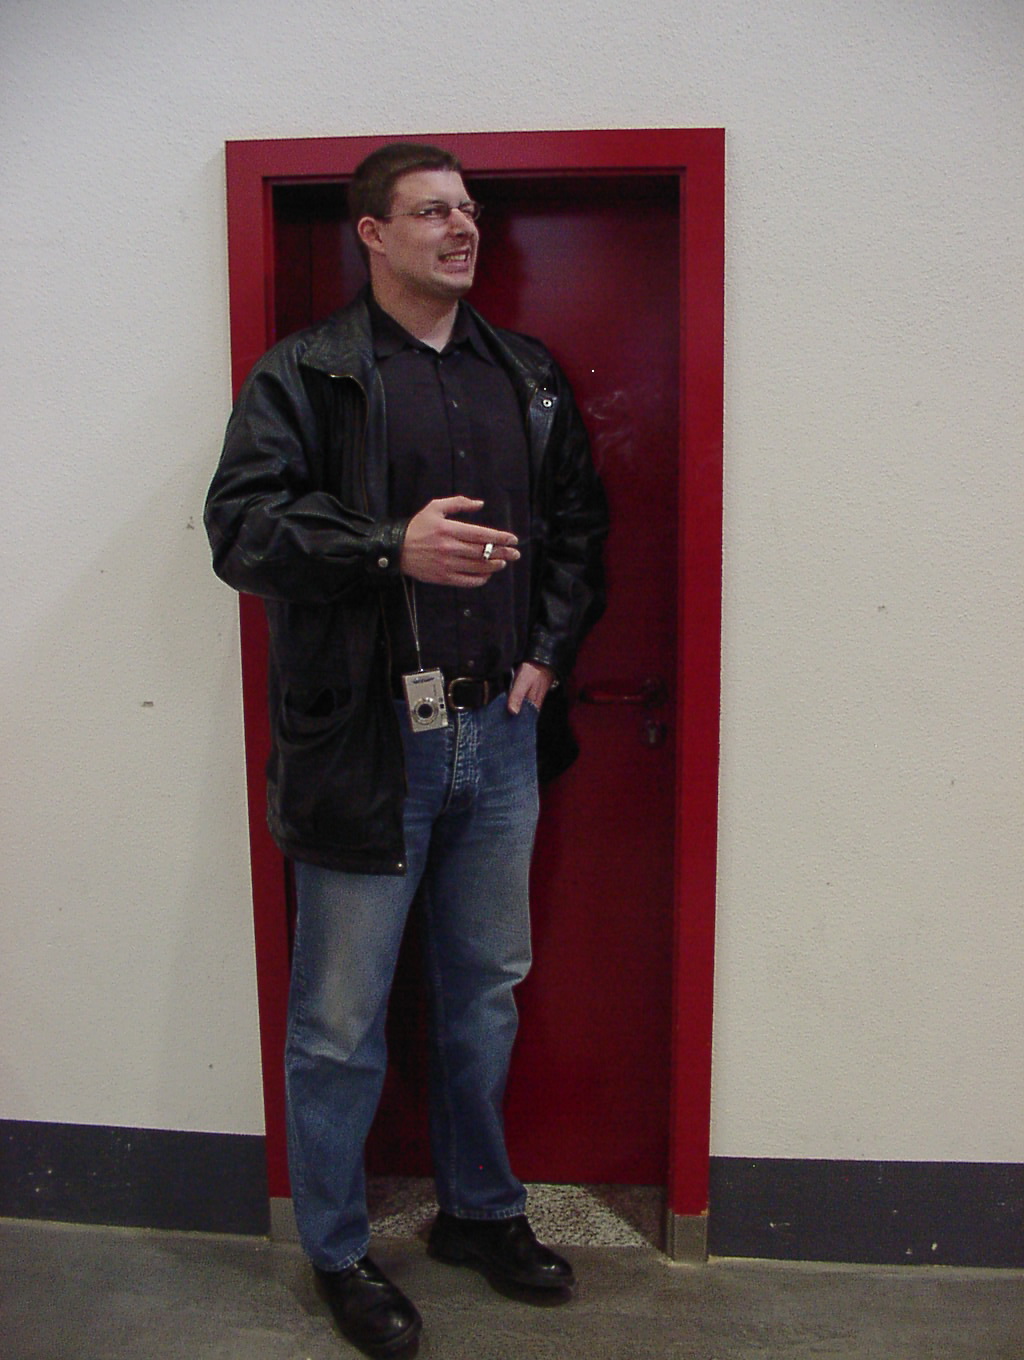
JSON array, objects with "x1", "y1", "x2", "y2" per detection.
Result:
[
  {"x1": 444, "y1": 674, "x2": 508, "y2": 711},
  {"x1": 393, "y1": 672, "x2": 510, "y2": 710}
]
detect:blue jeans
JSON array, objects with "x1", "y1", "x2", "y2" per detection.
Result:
[{"x1": 285, "y1": 694, "x2": 540, "y2": 1271}]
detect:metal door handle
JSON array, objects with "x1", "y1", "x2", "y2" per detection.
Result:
[{"x1": 577, "y1": 677, "x2": 668, "y2": 709}]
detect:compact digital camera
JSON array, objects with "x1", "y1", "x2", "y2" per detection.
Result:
[{"x1": 402, "y1": 668, "x2": 449, "y2": 732}]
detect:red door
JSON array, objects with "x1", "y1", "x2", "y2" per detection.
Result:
[
  {"x1": 472, "y1": 176, "x2": 679, "y2": 1182},
  {"x1": 227, "y1": 131, "x2": 723, "y2": 1220}
]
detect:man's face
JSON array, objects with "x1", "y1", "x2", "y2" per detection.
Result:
[{"x1": 366, "y1": 169, "x2": 479, "y2": 304}]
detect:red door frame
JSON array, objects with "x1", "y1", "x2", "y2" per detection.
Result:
[{"x1": 223, "y1": 129, "x2": 724, "y2": 1228}]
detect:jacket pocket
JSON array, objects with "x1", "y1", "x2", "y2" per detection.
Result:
[
  {"x1": 280, "y1": 684, "x2": 353, "y2": 737},
  {"x1": 268, "y1": 684, "x2": 404, "y2": 864}
]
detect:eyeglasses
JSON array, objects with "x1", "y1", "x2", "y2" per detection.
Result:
[{"x1": 378, "y1": 200, "x2": 483, "y2": 225}]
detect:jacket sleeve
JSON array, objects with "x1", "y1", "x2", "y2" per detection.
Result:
[
  {"x1": 525, "y1": 361, "x2": 609, "y2": 678},
  {"x1": 204, "y1": 347, "x2": 407, "y2": 604}
]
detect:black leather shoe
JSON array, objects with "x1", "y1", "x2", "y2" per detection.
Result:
[
  {"x1": 427, "y1": 1212, "x2": 576, "y2": 1293},
  {"x1": 314, "y1": 1257, "x2": 422, "y2": 1358}
]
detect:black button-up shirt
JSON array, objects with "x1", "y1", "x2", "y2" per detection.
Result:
[{"x1": 370, "y1": 297, "x2": 531, "y2": 681}]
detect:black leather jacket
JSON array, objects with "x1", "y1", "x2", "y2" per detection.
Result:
[{"x1": 205, "y1": 291, "x2": 608, "y2": 872}]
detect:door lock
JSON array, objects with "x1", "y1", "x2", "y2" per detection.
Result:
[
  {"x1": 577, "y1": 677, "x2": 670, "y2": 749},
  {"x1": 640, "y1": 718, "x2": 668, "y2": 748}
]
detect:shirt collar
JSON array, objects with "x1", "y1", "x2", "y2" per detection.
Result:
[{"x1": 368, "y1": 293, "x2": 494, "y2": 364}]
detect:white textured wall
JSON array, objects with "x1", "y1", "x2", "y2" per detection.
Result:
[{"x1": 2, "y1": 0, "x2": 1021, "y2": 1155}]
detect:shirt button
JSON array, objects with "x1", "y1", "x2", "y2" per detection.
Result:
[
  {"x1": 456, "y1": 449, "x2": 466, "y2": 459},
  {"x1": 462, "y1": 607, "x2": 472, "y2": 618},
  {"x1": 377, "y1": 556, "x2": 389, "y2": 569}
]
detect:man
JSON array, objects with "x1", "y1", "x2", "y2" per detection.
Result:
[{"x1": 206, "y1": 143, "x2": 607, "y2": 1358}]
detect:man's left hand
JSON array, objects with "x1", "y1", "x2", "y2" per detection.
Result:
[{"x1": 508, "y1": 661, "x2": 556, "y2": 715}]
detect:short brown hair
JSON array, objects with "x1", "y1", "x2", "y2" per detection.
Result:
[{"x1": 348, "y1": 142, "x2": 464, "y2": 225}]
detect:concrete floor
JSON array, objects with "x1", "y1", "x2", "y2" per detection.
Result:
[{"x1": 4, "y1": 1215, "x2": 1024, "y2": 1360}]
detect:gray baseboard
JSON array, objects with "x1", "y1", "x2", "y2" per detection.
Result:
[
  {"x1": 0, "y1": 1119, "x2": 268, "y2": 1236},
  {"x1": 708, "y1": 1157, "x2": 1024, "y2": 1267},
  {"x1": 6, "y1": 1124, "x2": 1020, "y2": 1269}
]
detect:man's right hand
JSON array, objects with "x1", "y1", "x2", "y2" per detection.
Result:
[{"x1": 400, "y1": 497, "x2": 520, "y2": 587}]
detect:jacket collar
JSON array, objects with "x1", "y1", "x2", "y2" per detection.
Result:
[
  {"x1": 298, "y1": 288, "x2": 378, "y2": 385},
  {"x1": 299, "y1": 286, "x2": 553, "y2": 398}
]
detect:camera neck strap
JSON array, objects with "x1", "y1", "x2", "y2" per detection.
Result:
[{"x1": 401, "y1": 576, "x2": 426, "y2": 673}]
